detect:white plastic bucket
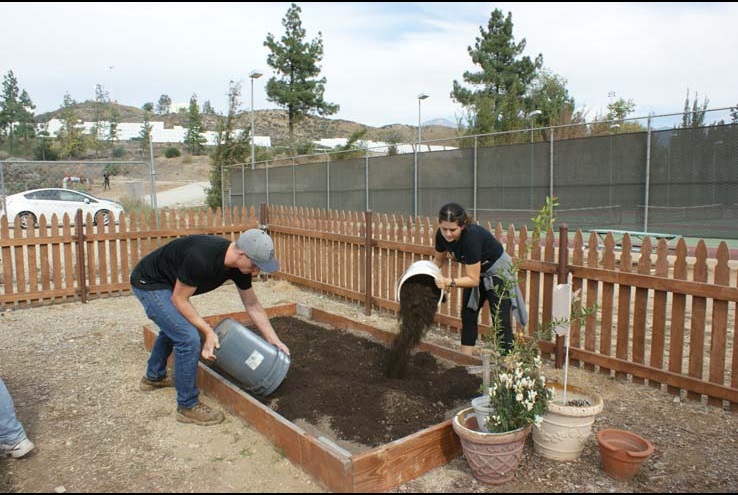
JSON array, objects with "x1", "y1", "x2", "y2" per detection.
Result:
[
  {"x1": 212, "y1": 318, "x2": 291, "y2": 396},
  {"x1": 396, "y1": 260, "x2": 445, "y2": 306}
]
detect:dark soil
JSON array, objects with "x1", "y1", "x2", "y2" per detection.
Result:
[
  {"x1": 249, "y1": 316, "x2": 480, "y2": 447},
  {"x1": 385, "y1": 275, "x2": 441, "y2": 379}
]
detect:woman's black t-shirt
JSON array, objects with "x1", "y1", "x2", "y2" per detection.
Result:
[
  {"x1": 130, "y1": 235, "x2": 252, "y2": 294},
  {"x1": 435, "y1": 223, "x2": 504, "y2": 269}
]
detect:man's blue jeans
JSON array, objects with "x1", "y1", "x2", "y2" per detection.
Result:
[
  {"x1": 0, "y1": 378, "x2": 27, "y2": 446},
  {"x1": 132, "y1": 287, "x2": 200, "y2": 408}
]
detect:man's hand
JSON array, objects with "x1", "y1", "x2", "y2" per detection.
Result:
[
  {"x1": 270, "y1": 338, "x2": 290, "y2": 356},
  {"x1": 201, "y1": 333, "x2": 220, "y2": 361}
]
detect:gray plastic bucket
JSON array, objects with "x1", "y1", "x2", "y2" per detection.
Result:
[{"x1": 212, "y1": 318, "x2": 291, "y2": 396}]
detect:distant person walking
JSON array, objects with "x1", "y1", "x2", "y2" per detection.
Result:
[{"x1": 102, "y1": 172, "x2": 110, "y2": 191}]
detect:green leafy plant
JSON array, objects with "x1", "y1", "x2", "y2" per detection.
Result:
[
  {"x1": 484, "y1": 332, "x2": 553, "y2": 432},
  {"x1": 479, "y1": 195, "x2": 598, "y2": 431},
  {"x1": 164, "y1": 146, "x2": 181, "y2": 158}
]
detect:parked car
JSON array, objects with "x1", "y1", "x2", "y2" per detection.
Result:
[{"x1": 1, "y1": 188, "x2": 125, "y2": 229}]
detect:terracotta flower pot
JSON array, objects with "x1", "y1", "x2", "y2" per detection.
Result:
[
  {"x1": 452, "y1": 407, "x2": 531, "y2": 485},
  {"x1": 596, "y1": 428, "x2": 654, "y2": 481}
]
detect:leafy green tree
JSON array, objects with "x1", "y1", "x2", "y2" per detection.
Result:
[
  {"x1": 0, "y1": 70, "x2": 37, "y2": 153},
  {"x1": 55, "y1": 93, "x2": 86, "y2": 158},
  {"x1": 142, "y1": 102, "x2": 154, "y2": 112},
  {"x1": 207, "y1": 81, "x2": 251, "y2": 209},
  {"x1": 139, "y1": 110, "x2": 153, "y2": 155},
  {"x1": 184, "y1": 93, "x2": 206, "y2": 155},
  {"x1": 264, "y1": 2, "x2": 339, "y2": 153},
  {"x1": 527, "y1": 69, "x2": 584, "y2": 140},
  {"x1": 333, "y1": 128, "x2": 368, "y2": 160},
  {"x1": 156, "y1": 94, "x2": 172, "y2": 115},
  {"x1": 607, "y1": 98, "x2": 636, "y2": 123},
  {"x1": 90, "y1": 84, "x2": 109, "y2": 157},
  {"x1": 451, "y1": 8, "x2": 542, "y2": 143},
  {"x1": 590, "y1": 96, "x2": 640, "y2": 135},
  {"x1": 681, "y1": 88, "x2": 709, "y2": 128},
  {"x1": 731, "y1": 104, "x2": 737, "y2": 124},
  {"x1": 34, "y1": 124, "x2": 57, "y2": 161},
  {"x1": 202, "y1": 100, "x2": 215, "y2": 115},
  {"x1": 108, "y1": 105, "x2": 120, "y2": 148}
]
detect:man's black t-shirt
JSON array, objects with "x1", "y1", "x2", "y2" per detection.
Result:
[
  {"x1": 130, "y1": 235, "x2": 252, "y2": 294},
  {"x1": 435, "y1": 223, "x2": 504, "y2": 269}
]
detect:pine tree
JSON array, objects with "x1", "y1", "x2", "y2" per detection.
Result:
[
  {"x1": 451, "y1": 9, "x2": 542, "y2": 143},
  {"x1": 56, "y1": 93, "x2": 86, "y2": 158},
  {"x1": 0, "y1": 70, "x2": 37, "y2": 153},
  {"x1": 184, "y1": 93, "x2": 206, "y2": 155},
  {"x1": 264, "y1": 3, "x2": 339, "y2": 153},
  {"x1": 681, "y1": 88, "x2": 709, "y2": 128}
]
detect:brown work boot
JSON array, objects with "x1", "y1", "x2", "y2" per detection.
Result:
[
  {"x1": 140, "y1": 375, "x2": 175, "y2": 391},
  {"x1": 176, "y1": 402, "x2": 225, "y2": 426}
]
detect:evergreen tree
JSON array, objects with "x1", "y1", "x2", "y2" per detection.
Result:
[
  {"x1": 681, "y1": 88, "x2": 709, "y2": 128},
  {"x1": 90, "y1": 84, "x2": 109, "y2": 157},
  {"x1": 264, "y1": 2, "x2": 339, "y2": 152},
  {"x1": 451, "y1": 8, "x2": 542, "y2": 143},
  {"x1": 202, "y1": 100, "x2": 215, "y2": 115},
  {"x1": 139, "y1": 110, "x2": 153, "y2": 155},
  {"x1": 184, "y1": 93, "x2": 206, "y2": 155},
  {"x1": 207, "y1": 81, "x2": 252, "y2": 210},
  {"x1": 156, "y1": 94, "x2": 172, "y2": 115},
  {"x1": 56, "y1": 93, "x2": 86, "y2": 158},
  {"x1": 0, "y1": 70, "x2": 37, "y2": 153},
  {"x1": 108, "y1": 105, "x2": 120, "y2": 147}
]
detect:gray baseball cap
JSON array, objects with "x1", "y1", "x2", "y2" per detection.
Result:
[{"x1": 236, "y1": 229, "x2": 279, "y2": 273}]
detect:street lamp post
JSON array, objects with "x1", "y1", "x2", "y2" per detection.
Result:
[
  {"x1": 525, "y1": 110, "x2": 542, "y2": 209},
  {"x1": 249, "y1": 70, "x2": 263, "y2": 171},
  {"x1": 414, "y1": 93, "x2": 429, "y2": 217},
  {"x1": 417, "y1": 93, "x2": 429, "y2": 146},
  {"x1": 526, "y1": 109, "x2": 542, "y2": 143}
]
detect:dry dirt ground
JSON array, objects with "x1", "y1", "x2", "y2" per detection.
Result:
[{"x1": 1, "y1": 278, "x2": 737, "y2": 493}]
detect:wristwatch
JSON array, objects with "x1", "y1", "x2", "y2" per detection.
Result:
[{"x1": 450, "y1": 278, "x2": 456, "y2": 287}]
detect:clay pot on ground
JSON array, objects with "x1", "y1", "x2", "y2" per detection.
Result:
[
  {"x1": 532, "y1": 381, "x2": 604, "y2": 461},
  {"x1": 452, "y1": 407, "x2": 531, "y2": 485},
  {"x1": 596, "y1": 428, "x2": 654, "y2": 481}
]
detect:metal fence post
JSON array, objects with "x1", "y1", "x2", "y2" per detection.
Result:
[
  {"x1": 364, "y1": 209, "x2": 373, "y2": 316},
  {"x1": 643, "y1": 115, "x2": 652, "y2": 231},
  {"x1": 473, "y1": 136, "x2": 478, "y2": 222},
  {"x1": 148, "y1": 133, "x2": 160, "y2": 229}
]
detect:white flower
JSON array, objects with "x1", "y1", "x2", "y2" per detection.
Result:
[{"x1": 534, "y1": 415, "x2": 544, "y2": 427}]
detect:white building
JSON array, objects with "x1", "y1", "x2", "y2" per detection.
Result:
[{"x1": 42, "y1": 119, "x2": 271, "y2": 147}]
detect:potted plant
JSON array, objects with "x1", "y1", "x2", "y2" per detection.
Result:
[{"x1": 453, "y1": 332, "x2": 553, "y2": 484}]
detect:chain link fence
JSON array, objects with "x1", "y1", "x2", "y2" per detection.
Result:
[
  {"x1": 230, "y1": 108, "x2": 738, "y2": 239},
  {"x1": 0, "y1": 160, "x2": 156, "y2": 224}
]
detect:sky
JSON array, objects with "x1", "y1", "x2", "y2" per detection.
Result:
[{"x1": 2, "y1": 2, "x2": 736, "y2": 129}]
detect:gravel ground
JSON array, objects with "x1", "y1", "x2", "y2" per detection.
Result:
[{"x1": 1, "y1": 278, "x2": 737, "y2": 493}]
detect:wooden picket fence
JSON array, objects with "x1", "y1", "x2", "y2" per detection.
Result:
[{"x1": 1, "y1": 204, "x2": 737, "y2": 409}]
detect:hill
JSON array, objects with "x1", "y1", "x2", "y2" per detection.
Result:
[{"x1": 36, "y1": 102, "x2": 461, "y2": 147}]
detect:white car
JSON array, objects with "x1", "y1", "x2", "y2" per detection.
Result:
[{"x1": 1, "y1": 188, "x2": 125, "y2": 229}]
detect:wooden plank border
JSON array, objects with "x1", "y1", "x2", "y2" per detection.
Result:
[{"x1": 142, "y1": 303, "x2": 478, "y2": 492}]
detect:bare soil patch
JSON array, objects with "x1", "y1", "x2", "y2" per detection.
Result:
[
  {"x1": 1, "y1": 279, "x2": 737, "y2": 493},
  {"x1": 245, "y1": 316, "x2": 479, "y2": 452}
]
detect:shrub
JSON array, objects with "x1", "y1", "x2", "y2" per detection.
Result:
[
  {"x1": 164, "y1": 147, "x2": 181, "y2": 158},
  {"x1": 112, "y1": 146, "x2": 126, "y2": 158}
]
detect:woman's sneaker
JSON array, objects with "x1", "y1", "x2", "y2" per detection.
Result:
[
  {"x1": 0, "y1": 438, "x2": 35, "y2": 459},
  {"x1": 176, "y1": 402, "x2": 225, "y2": 426}
]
